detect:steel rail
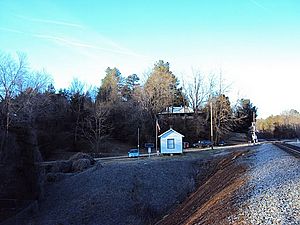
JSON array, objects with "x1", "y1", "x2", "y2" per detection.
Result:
[{"x1": 273, "y1": 142, "x2": 300, "y2": 157}]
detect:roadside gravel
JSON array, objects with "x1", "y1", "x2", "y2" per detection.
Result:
[{"x1": 230, "y1": 143, "x2": 300, "y2": 224}]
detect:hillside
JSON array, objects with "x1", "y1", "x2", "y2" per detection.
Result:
[{"x1": 5, "y1": 147, "x2": 254, "y2": 225}]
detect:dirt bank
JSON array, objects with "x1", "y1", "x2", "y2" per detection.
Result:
[{"x1": 156, "y1": 150, "x2": 251, "y2": 225}]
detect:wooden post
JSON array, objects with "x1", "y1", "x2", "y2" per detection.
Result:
[
  {"x1": 155, "y1": 119, "x2": 158, "y2": 153},
  {"x1": 137, "y1": 127, "x2": 140, "y2": 151},
  {"x1": 210, "y1": 101, "x2": 214, "y2": 149}
]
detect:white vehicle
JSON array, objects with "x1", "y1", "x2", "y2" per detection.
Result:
[{"x1": 128, "y1": 149, "x2": 139, "y2": 158}]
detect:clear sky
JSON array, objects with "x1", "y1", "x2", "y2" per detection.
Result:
[{"x1": 1, "y1": 0, "x2": 300, "y2": 118}]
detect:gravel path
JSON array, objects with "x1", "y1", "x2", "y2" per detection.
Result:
[{"x1": 230, "y1": 143, "x2": 300, "y2": 224}]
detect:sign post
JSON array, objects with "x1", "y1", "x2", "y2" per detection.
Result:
[
  {"x1": 145, "y1": 143, "x2": 154, "y2": 158},
  {"x1": 137, "y1": 127, "x2": 140, "y2": 151},
  {"x1": 210, "y1": 101, "x2": 214, "y2": 150}
]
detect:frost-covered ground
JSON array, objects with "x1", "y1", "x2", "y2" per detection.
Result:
[{"x1": 15, "y1": 152, "x2": 222, "y2": 225}]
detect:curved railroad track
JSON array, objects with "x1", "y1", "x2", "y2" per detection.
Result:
[{"x1": 273, "y1": 142, "x2": 300, "y2": 157}]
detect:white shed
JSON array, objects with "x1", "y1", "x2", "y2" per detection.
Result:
[{"x1": 158, "y1": 128, "x2": 184, "y2": 154}]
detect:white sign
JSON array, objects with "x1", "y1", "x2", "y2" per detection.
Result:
[{"x1": 148, "y1": 147, "x2": 151, "y2": 157}]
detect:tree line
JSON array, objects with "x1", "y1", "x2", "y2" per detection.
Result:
[
  {"x1": 0, "y1": 52, "x2": 257, "y2": 159},
  {"x1": 257, "y1": 109, "x2": 300, "y2": 139}
]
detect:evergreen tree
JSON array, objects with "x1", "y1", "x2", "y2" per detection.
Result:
[
  {"x1": 121, "y1": 73, "x2": 140, "y2": 101},
  {"x1": 234, "y1": 99, "x2": 257, "y2": 132},
  {"x1": 144, "y1": 60, "x2": 185, "y2": 114},
  {"x1": 98, "y1": 67, "x2": 123, "y2": 102}
]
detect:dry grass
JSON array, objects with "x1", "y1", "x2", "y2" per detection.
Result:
[{"x1": 22, "y1": 147, "x2": 255, "y2": 225}]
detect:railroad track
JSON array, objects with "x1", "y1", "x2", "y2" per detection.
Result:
[{"x1": 273, "y1": 142, "x2": 300, "y2": 157}]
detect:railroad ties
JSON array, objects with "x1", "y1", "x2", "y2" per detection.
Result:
[{"x1": 273, "y1": 142, "x2": 300, "y2": 157}]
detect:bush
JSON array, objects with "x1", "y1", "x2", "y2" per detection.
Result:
[
  {"x1": 69, "y1": 152, "x2": 95, "y2": 165},
  {"x1": 44, "y1": 153, "x2": 97, "y2": 176},
  {"x1": 50, "y1": 160, "x2": 72, "y2": 173},
  {"x1": 71, "y1": 159, "x2": 91, "y2": 172}
]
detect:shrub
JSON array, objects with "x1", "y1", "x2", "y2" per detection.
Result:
[
  {"x1": 50, "y1": 160, "x2": 72, "y2": 173},
  {"x1": 71, "y1": 159, "x2": 91, "y2": 172},
  {"x1": 69, "y1": 152, "x2": 95, "y2": 165}
]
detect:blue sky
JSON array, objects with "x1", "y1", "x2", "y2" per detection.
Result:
[{"x1": 1, "y1": 0, "x2": 300, "y2": 118}]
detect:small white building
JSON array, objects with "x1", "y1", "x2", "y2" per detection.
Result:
[
  {"x1": 158, "y1": 128, "x2": 184, "y2": 154},
  {"x1": 160, "y1": 106, "x2": 194, "y2": 114}
]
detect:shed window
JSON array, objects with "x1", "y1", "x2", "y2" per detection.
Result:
[{"x1": 167, "y1": 139, "x2": 175, "y2": 149}]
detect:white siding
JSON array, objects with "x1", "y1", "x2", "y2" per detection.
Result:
[{"x1": 160, "y1": 130, "x2": 183, "y2": 154}]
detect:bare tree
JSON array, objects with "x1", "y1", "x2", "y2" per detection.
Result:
[
  {"x1": 210, "y1": 95, "x2": 234, "y2": 143},
  {"x1": 69, "y1": 78, "x2": 87, "y2": 144},
  {"x1": 183, "y1": 70, "x2": 208, "y2": 112},
  {"x1": 0, "y1": 53, "x2": 54, "y2": 154},
  {"x1": 3, "y1": 72, "x2": 54, "y2": 135},
  {"x1": 69, "y1": 77, "x2": 86, "y2": 95},
  {"x1": 27, "y1": 69, "x2": 53, "y2": 93},
  {"x1": 206, "y1": 72, "x2": 236, "y2": 144},
  {"x1": 0, "y1": 52, "x2": 28, "y2": 135},
  {"x1": 82, "y1": 101, "x2": 111, "y2": 152}
]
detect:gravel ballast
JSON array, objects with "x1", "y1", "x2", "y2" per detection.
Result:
[{"x1": 230, "y1": 143, "x2": 300, "y2": 224}]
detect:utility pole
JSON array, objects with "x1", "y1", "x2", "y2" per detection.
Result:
[
  {"x1": 137, "y1": 127, "x2": 140, "y2": 151},
  {"x1": 155, "y1": 118, "x2": 158, "y2": 154},
  {"x1": 210, "y1": 101, "x2": 214, "y2": 149},
  {"x1": 155, "y1": 117, "x2": 161, "y2": 155},
  {"x1": 251, "y1": 111, "x2": 257, "y2": 144}
]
